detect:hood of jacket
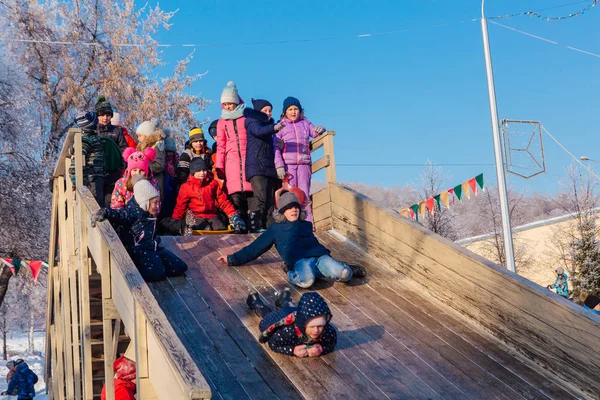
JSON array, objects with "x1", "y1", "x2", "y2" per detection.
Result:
[
  {"x1": 294, "y1": 292, "x2": 332, "y2": 335},
  {"x1": 139, "y1": 129, "x2": 166, "y2": 151},
  {"x1": 15, "y1": 362, "x2": 31, "y2": 375},
  {"x1": 243, "y1": 107, "x2": 274, "y2": 125}
]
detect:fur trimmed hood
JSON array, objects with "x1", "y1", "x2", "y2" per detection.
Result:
[{"x1": 138, "y1": 129, "x2": 166, "y2": 151}]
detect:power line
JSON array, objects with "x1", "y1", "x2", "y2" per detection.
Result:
[
  {"x1": 337, "y1": 163, "x2": 495, "y2": 167},
  {"x1": 490, "y1": 0, "x2": 598, "y2": 21}
]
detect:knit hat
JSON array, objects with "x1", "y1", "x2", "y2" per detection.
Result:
[
  {"x1": 74, "y1": 110, "x2": 98, "y2": 130},
  {"x1": 277, "y1": 192, "x2": 301, "y2": 214},
  {"x1": 251, "y1": 98, "x2": 273, "y2": 111},
  {"x1": 164, "y1": 136, "x2": 177, "y2": 152},
  {"x1": 136, "y1": 119, "x2": 158, "y2": 137},
  {"x1": 94, "y1": 96, "x2": 114, "y2": 116},
  {"x1": 190, "y1": 157, "x2": 209, "y2": 175},
  {"x1": 133, "y1": 176, "x2": 160, "y2": 212},
  {"x1": 220, "y1": 81, "x2": 240, "y2": 105},
  {"x1": 208, "y1": 120, "x2": 218, "y2": 140},
  {"x1": 122, "y1": 147, "x2": 156, "y2": 177},
  {"x1": 556, "y1": 266, "x2": 565, "y2": 275},
  {"x1": 283, "y1": 96, "x2": 302, "y2": 113},
  {"x1": 188, "y1": 127, "x2": 205, "y2": 143},
  {"x1": 111, "y1": 112, "x2": 123, "y2": 126}
]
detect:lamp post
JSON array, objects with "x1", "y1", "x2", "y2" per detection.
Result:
[{"x1": 481, "y1": 0, "x2": 517, "y2": 273}]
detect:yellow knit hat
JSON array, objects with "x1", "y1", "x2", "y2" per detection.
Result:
[{"x1": 188, "y1": 127, "x2": 205, "y2": 143}]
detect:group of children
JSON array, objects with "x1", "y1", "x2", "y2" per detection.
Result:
[{"x1": 76, "y1": 81, "x2": 369, "y2": 358}]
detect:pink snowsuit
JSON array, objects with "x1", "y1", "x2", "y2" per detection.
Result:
[
  {"x1": 274, "y1": 117, "x2": 321, "y2": 222},
  {"x1": 216, "y1": 118, "x2": 253, "y2": 194}
]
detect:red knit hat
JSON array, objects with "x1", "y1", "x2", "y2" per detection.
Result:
[{"x1": 122, "y1": 147, "x2": 156, "y2": 177}]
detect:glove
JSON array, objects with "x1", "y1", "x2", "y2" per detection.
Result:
[
  {"x1": 91, "y1": 208, "x2": 108, "y2": 228},
  {"x1": 215, "y1": 168, "x2": 225, "y2": 180},
  {"x1": 1, "y1": 391, "x2": 7, "y2": 395},
  {"x1": 277, "y1": 167, "x2": 286, "y2": 180},
  {"x1": 229, "y1": 213, "x2": 246, "y2": 233},
  {"x1": 314, "y1": 126, "x2": 326, "y2": 135},
  {"x1": 275, "y1": 138, "x2": 284, "y2": 151},
  {"x1": 274, "y1": 121, "x2": 285, "y2": 131}
]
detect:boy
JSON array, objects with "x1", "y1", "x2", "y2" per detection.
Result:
[
  {"x1": 172, "y1": 158, "x2": 245, "y2": 232},
  {"x1": 176, "y1": 127, "x2": 212, "y2": 186},
  {"x1": 247, "y1": 290, "x2": 337, "y2": 357},
  {"x1": 217, "y1": 191, "x2": 366, "y2": 288},
  {"x1": 547, "y1": 266, "x2": 569, "y2": 298}
]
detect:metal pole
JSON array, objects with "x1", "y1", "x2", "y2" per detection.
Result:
[{"x1": 481, "y1": 0, "x2": 517, "y2": 273}]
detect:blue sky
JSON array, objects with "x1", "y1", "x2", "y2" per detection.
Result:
[{"x1": 153, "y1": 0, "x2": 600, "y2": 195}]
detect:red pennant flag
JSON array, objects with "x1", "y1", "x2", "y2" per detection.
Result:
[
  {"x1": 425, "y1": 197, "x2": 435, "y2": 216},
  {"x1": 1, "y1": 258, "x2": 14, "y2": 275},
  {"x1": 448, "y1": 188, "x2": 456, "y2": 205},
  {"x1": 468, "y1": 178, "x2": 478, "y2": 196},
  {"x1": 28, "y1": 261, "x2": 42, "y2": 283},
  {"x1": 408, "y1": 208, "x2": 415, "y2": 220}
]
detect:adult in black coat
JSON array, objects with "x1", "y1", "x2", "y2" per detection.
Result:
[{"x1": 243, "y1": 99, "x2": 284, "y2": 231}]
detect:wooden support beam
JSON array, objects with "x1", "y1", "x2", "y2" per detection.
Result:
[
  {"x1": 311, "y1": 154, "x2": 330, "y2": 174},
  {"x1": 112, "y1": 317, "x2": 122, "y2": 361},
  {"x1": 78, "y1": 189, "x2": 93, "y2": 399},
  {"x1": 53, "y1": 177, "x2": 66, "y2": 400},
  {"x1": 44, "y1": 181, "x2": 59, "y2": 386},
  {"x1": 324, "y1": 132, "x2": 336, "y2": 183}
]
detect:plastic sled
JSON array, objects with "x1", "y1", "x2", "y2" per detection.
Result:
[{"x1": 192, "y1": 225, "x2": 233, "y2": 236}]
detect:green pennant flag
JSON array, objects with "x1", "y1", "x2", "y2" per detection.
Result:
[
  {"x1": 410, "y1": 204, "x2": 419, "y2": 221},
  {"x1": 475, "y1": 173, "x2": 485, "y2": 191},
  {"x1": 453, "y1": 184, "x2": 463, "y2": 200},
  {"x1": 434, "y1": 194, "x2": 441, "y2": 210},
  {"x1": 12, "y1": 259, "x2": 21, "y2": 275}
]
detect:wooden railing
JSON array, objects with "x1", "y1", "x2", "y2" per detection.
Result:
[{"x1": 45, "y1": 128, "x2": 211, "y2": 399}]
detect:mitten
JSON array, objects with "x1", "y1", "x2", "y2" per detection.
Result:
[
  {"x1": 90, "y1": 208, "x2": 108, "y2": 228},
  {"x1": 275, "y1": 138, "x2": 285, "y2": 151},
  {"x1": 277, "y1": 167, "x2": 286, "y2": 180},
  {"x1": 314, "y1": 126, "x2": 326, "y2": 135},
  {"x1": 274, "y1": 122, "x2": 285, "y2": 131},
  {"x1": 229, "y1": 213, "x2": 246, "y2": 233}
]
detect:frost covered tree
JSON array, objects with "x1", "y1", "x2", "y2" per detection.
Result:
[{"x1": 0, "y1": 0, "x2": 208, "y2": 161}]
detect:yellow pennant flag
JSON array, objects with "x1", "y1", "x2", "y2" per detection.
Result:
[
  {"x1": 399, "y1": 208, "x2": 409, "y2": 218},
  {"x1": 419, "y1": 201, "x2": 427, "y2": 218},
  {"x1": 440, "y1": 191, "x2": 450, "y2": 209},
  {"x1": 462, "y1": 181, "x2": 471, "y2": 200}
]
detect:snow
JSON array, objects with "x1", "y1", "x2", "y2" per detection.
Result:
[{"x1": 0, "y1": 332, "x2": 48, "y2": 399}]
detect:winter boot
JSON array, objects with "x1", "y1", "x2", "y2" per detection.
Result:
[
  {"x1": 275, "y1": 287, "x2": 296, "y2": 309},
  {"x1": 249, "y1": 212, "x2": 265, "y2": 233},
  {"x1": 246, "y1": 291, "x2": 272, "y2": 318},
  {"x1": 348, "y1": 264, "x2": 367, "y2": 279}
]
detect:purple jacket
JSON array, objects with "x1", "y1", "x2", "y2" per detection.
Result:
[{"x1": 274, "y1": 118, "x2": 320, "y2": 168}]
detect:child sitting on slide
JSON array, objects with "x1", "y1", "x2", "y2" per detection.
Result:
[{"x1": 217, "y1": 191, "x2": 366, "y2": 288}]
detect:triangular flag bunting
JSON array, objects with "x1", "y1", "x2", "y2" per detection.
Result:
[
  {"x1": 28, "y1": 261, "x2": 42, "y2": 284},
  {"x1": 468, "y1": 178, "x2": 478, "y2": 196},
  {"x1": 1, "y1": 258, "x2": 14, "y2": 275},
  {"x1": 453, "y1": 184, "x2": 463, "y2": 200},
  {"x1": 410, "y1": 204, "x2": 419, "y2": 221},
  {"x1": 399, "y1": 208, "x2": 409, "y2": 218},
  {"x1": 462, "y1": 181, "x2": 471, "y2": 200},
  {"x1": 476, "y1": 173, "x2": 485, "y2": 191},
  {"x1": 440, "y1": 191, "x2": 450, "y2": 209},
  {"x1": 433, "y1": 194, "x2": 441, "y2": 210},
  {"x1": 12, "y1": 259, "x2": 21, "y2": 275},
  {"x1": 425, "y1": 198, "x2": 435, "y2": 216},
  {"x1": 418, "y1": 201, "x2": 427, "y2": 218}
]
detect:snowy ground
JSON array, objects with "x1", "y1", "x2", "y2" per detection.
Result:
[{"x1": 0, "y1": 332, "x2": 47, "y2": 399}]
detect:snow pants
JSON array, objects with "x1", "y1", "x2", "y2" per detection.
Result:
[
  {"x1": 131, "y1": 247, "x2": 188, "y2": 282},
  {"x1": 285, "y1": 164, "x2": 313, "y2": 223}
]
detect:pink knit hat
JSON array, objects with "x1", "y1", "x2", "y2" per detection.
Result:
[{"x1": 122, "y1": 147, "x2": 156, "y2": 177}]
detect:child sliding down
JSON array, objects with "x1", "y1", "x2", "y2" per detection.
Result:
[
  {"x1": 91, "y1": 175, "x2": 188, "y2": 282},
  {"x1": 217, "y1": 191, "x2": 366, "y2": 288},
  {"x1": 248, "y1": 290, "x2": 336, "y2": 357}
]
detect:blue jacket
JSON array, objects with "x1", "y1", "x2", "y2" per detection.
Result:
[
  {"x1": 7, "y1": 363, "x2": 38, "y2": 399},
  {"x1": 228, "y1": 219, "x2": 330, "y2": 267},
  {"x1": 105, "y1": 198, "x2": 160, "y2": 251},
  {"x1": 243, "y1": 107, "x2": 277, "y2": 180},
  {"x1": 258, "y1": 292, "x2": 337, "y2": 356}
]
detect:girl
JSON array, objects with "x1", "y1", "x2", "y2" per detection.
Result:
[
  {"x1": 91, "y1": 176, "x2": 188, "y2": 282},
  {"x1": 243, "y1": 99, "x2": 284, "y2": 231},
  {"x1": 274, "y1": 97, "x2": 327, "y2": 223},
  {"x1": 136, "y1": 119, "x2": 166, "y2": 200},
  {"x1": 177, "y1": 127, "x2": 212, "y2": 186},
  {"x1": 110, "y1": 148, "x2": 160, "y2": 210},
  {"x1": 215, "y1": 81, "x2": 253, "y2": 226}
]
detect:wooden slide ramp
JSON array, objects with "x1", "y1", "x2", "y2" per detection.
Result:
[{"x1": 153, "y1": 232, "x2": 582, "y2": 400}]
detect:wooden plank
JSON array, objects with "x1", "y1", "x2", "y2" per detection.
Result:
[
  {"x1": 52, "y1": 262, "x2": 65, "y2": 400},
  {"x1": 328, "y1": 183, "x2": 600, "y2": 396},
  {"x1": 309, "y1": 130, "x2": 335, "y2": 152},
  {"x1": 44, "y1": 182, "x2": 59, "y2": 386},
  {"x1": 103, "y1": 317, "x2": 115, "y2": 400},
  {"x1": 146, "y1": 327, "x2": 188, "y2": 400},
  {"x1": 311, "y1": 154, "x2": 330, "y2": 174},
  {"x1": 103, "y1": 299, "x2": 119, "y2": 320},
  {"x1": 324, "y1": 133, "x2": 336, "y2": 183},
  {"x1": 312, "y1": 202, "x2": 331, "y2": 225},
  {"x1": 312, "y1": 187, "x2": 330, "y2": 210},
  {"x1": 314, "y1": 217, "x2": 332, "y2": 232},
  {"x1": 53, "y1": 128, "x2": 76, "y2": 178},
  {"x1": 135, "y1": 303, "x2": 149, "y2": 379},
  {"x1": 112, "y1": 318, "x2": 121, "y2": 361},
  {"x1": 78, "y1": 192, "x2": 93, "y2": 400},
  {"x1": 138, "y1": 378, "x2": 159, "y2": 400}
]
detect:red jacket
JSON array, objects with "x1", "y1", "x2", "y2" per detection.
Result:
[
  {"x1": 122, "y1": 127, "x2": 137, "y2": 149},
  {"x1": 172, "y1": 175, "x2": 237, "y2": 220}
]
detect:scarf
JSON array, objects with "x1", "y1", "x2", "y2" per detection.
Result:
[{"x1": 221, "y1": 102, "x2": 246, "y2": 120}]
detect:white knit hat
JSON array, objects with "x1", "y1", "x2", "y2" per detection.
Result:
[
  {"x1": 136, "y1": 119, "x2": 157, "y2": 137},
  {"x1": 220, "y1": 81, "x2": 240, "y2": 105},
  {"x1": 112, "y1": 112, "x2": 122, "y2": 127},
  {"x1": 133, "y1": 178, "x2": 160, "y2": 211}
]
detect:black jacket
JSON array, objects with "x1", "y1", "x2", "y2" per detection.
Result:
[
  {"x1": 105, "y1": 198, "x2": 160, "y2": 251},
  {"x1": 258, "y1": 292, "x2": 337, "y2": 356},
  {"x1": 97, "y1": 123, "x2": 128, "y2": 151},
  {"x1": 243, "y1": 107, "x2": 277, "y2": 180}
]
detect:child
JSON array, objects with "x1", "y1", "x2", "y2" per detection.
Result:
[
  {"x1": 207, "y1": 119, "x2": 218, "y2": 154},
  {"x1": 91, "y1": 175, "x2": 188, "y2": 282},
  {"x1": 218, "y1": 192, "x2": 366, "y2": 288},
  {"x1": 69, "y1": 110, "x2": 105, "y2": 205},
  {"x1": 1, "y1": 359, "x2": 38, "y2": 399},
  {"x1": 247, "y1": 290, "x2": 337, "y2": 357},
  {"x1": 101, "y1": 356, "x2": 136, "y2": 400},
  {"x1": 243, "y1": 99, "x2": 284, "y2": 232},
  {"x1": 95, "y1": 96, "x2": 129, "y2": 150},
  {"x1": 110, "y1": 148, "x2": 160, "y2": 210},
  {"x1": 111, "y1": 112, "x2": 137, "y2": 148},
  {"x1": 176, "y1": 127, "x2": 212, "y2": 186},
  {"x1": 162, "y1": 131, "x2": 180, "y2": 218},
  {"x1": 5, "y1": 360, "x2": 18, "y2": 397},
  {"x1": 136, "y1": 119, "x2": 166, "y2": 200},
  {"x1": 172, "y1": 158, "x2": 246, "y2": 232},
  {"x1": 274, "y1": 97, "x2": 327, "y2": 224},
  {"x1": 583, "y1": 294, "x2": 600, "y2": 315},
  {"x1": 547, "y1": 266, "x2": 569, "y2": 298},
  {"x1": 215, "y1": 81, "x2": 253, "y2": 225}
]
